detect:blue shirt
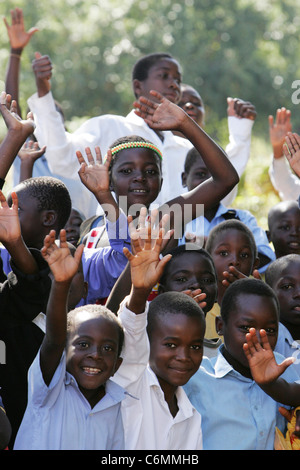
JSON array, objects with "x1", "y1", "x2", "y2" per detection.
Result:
[
  {"x1": 14, "y1": 351, "x2": 129, "y2": 450},
  {"x1": 183, "y1": 346, "x2": 300, "y2": 450},
  {"x1": 82, "y1": 211, "x2": 131, "y2": 304},
  {"x1": 276, "y1": 322, "x2": 300, "y2": 377},
  {"x1": 181, "y1": 203, "x2": 275, "y2": 273}
]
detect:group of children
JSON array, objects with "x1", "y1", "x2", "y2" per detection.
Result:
[{"x1": 1, "y1": 7, "x2": 300, "y2": 451}]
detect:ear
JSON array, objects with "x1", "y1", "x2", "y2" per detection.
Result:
[
  {"x1": 42, "y1": 210, "x2": 58, "y2": 228},
  {"x1": 132, "y1": 78, "x2": 142, "y2": 98},
  {"x1": 157, "y1": 284, "x2": 165, "y2": 295},
  {"x1": 112, "y1": 356, "x2": 123, "y2": 375},
  {"x1": 215, "y1": 316, "x2": 224, "y2": 336},
  {"x1": 253, "y1": 256, "x2": 260, "y2": 270},
  {"x1": 181, "y1": 171, "x2": 187, "y2": 188}
]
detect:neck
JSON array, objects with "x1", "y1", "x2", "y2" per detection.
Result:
[
  {"x1": 221, "y1": 345, "x2": 252, "y2": 379},
  {"x1": 204, "y1": 205, "x2": 218, "y2": 222},
  {"x1": 157, "y1": 376, "x2": 179, "y2": 418},
  {"x1": 281, "y1": 320, "x2": 300, "y2": 340}
]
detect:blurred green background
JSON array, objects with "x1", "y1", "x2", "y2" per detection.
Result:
[{"x1": 1, "y1": 0, "x2": 300, "y2": 229}]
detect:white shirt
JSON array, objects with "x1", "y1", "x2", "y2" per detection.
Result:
[
  {"x1": 14, "y1": 351, "x2": 128, "y2": 450},
  {"x1": 112, "y1": 297, "x2": 203, "y2": 450},
  {"x1": 269, "y1": 156, "x2": 300, "y2": 201}
]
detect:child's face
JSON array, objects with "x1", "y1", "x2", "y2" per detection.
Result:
[
  {"x1": 134, "y1": 58, "x2": 182, "y2": 104},
  {"x1": 64, "y1": 209, "x2": 84, "y2": 247},
  {"x1": 268, "y1": 204, "x2": 300, "y2": 258},
  {"x1": 110, "y1": 148, "x2": 162, "y2": 210},
  {"x1": 182, "y1": 157, "x2": 210, "y2": 192},
  {"x1": 178, "y1": 88, "x2": 205, "y2": 127},
  {"x1": 8, "y1": 186, "x2": 44, "y2": 248},
  {"x1": 149, "y1": 312, "x2": 204, "y2": 389},
  {"x1": 66, "y1": 312, "x2": 122, "y2": 404},
  {"x1": 271, "y1": 259, "x2": 300, "y2": 328},
  {"x1": 209, "y1": 229, "x2": 255, "y2": 285},
  {"x1": 159, "y1": 252, "x2": 217, "y2": 313},
  {"x1": 221, "y1": 293, "x2": 279, "y2": 370}
]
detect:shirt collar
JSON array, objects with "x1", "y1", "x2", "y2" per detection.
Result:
[{"x1": 213, "y1": 345, "x2": 252, "y2": 382}]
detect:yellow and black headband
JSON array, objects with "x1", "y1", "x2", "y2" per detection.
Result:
[{"x1": 109, "y1": 141, "x2": 163, "y2": 160}]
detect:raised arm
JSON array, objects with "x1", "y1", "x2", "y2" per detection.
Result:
[
  {"x1": 134, "y1": 91, "x2": 239, "y2": 235},
  {"x1": 39, "y1": 229, "x2": 84, "y2": 386},
  {"x1": 243, "y1": 327, "x2": 300, "y2": 407},
  {"x1": 283, "y1": 132, "x2": 300, "y2": 179},
  {"x1": 4, "y1": 7, "x2": 39, "y2": 116},
  {"x1": 0, "y1": 91, "x2": 35, "y2": 184},
  {"x1": 0, "y1": 190, "x2": 38, "y2": 275},
  {"x1": 76, "y1": 146, "x2": 120, "y2": 222},
  {"x1": 122, "y1": 209, "x2": 172, "y2": 314}
]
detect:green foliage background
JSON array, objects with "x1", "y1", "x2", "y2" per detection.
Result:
[{"x1": 1, "y1": 0, "x2": 300, "y2": 229}]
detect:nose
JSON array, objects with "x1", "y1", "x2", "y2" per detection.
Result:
[
  {"x1": 290, "y1": 225, "x2": 300, "y2": 236},
  {"x1": 293, "y1": 284, "x2": 300, "y2": 298},
  {"x1": 228, "y1": 253, "x2": 240, "y2": 267},
  {"x1": 133, "y1": 171, "x2": 146, "y2": 182},
  {"x1": 175, "y1": 346, "x2": 191, "y2": 361},
  {"x1": 182, "y1": 101, "x2": 194, "y2": 110}
]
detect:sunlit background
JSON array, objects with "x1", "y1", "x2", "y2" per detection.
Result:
[{"x1": 1, "y1": 0, "x2": 300, "y2": 229}]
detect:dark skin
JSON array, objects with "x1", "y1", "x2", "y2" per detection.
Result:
[
  {"x1": 244, "y1": 327, "x2": 300, "y2": 437},
  {"x1": 123, "y1": 214, "x2": 204, "y2": 417}
]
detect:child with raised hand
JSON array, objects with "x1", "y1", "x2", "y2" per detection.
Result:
[
  {"x1": 265, "y1": 254, "x2": 300, "y2": 373},
  {"x1": 76, "y1": 90, "x2": 239, "y2": 243},
  {"x1": 183, "y1": 277, "x2": 300, "y2": 450},
  {"x1": 111, "y1": 213, "x2": 205, "y2": 450},
  {"x1": 14, "y1": 229, "x2": 127, "y2": 450}
]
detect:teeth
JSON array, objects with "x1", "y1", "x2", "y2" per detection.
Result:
[
  {"x1": 132, "y1": 189, "x2": 146, "y2": 193},
  {"x1": 83, "y1": 367, "x2": 101, "y2": 375}
]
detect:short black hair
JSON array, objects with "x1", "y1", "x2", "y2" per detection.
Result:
[
  {"x1": 183, "y1": 147, "x2": 203, "y2": 174},
  {"x1": 205, "y1": 219, "x2": 258, "y2": 259},
  {"x1": 221, "y1": 278, "x2": 279, "y2": 324},
  {"x1": 67, "y1": 304, "x2": 124, "y2": 355},
  {"x1": 265, "y1": 254, "x2": 300, "y2": 288},
  {"x1": 132, "y1": 52, "x2": 174, "y2": 82},
  {"x1": 147, "y1": 290, "x2": 205, "y2": 339},
  {"x1": 159, "y1": 243, "x2": 216, "y2": 286},
  {"x1": 19, "y1": 176, "x2": 71, "y2": 230}
]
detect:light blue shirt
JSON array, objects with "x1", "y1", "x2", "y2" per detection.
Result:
[
  {"x1": 183, "y1": 346, "x2": 300, "y2": 450},
  {"x1": 276, "y1": 322, "x2": 300, "y2": 376},
  {"x1": 14, "y1": 350, "x2": 128, "y2": 450},
  {"x1": 181, "y1": 203, "x2": 275, "y2": 273}
]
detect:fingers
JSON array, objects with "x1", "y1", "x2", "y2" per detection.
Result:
[{"x1": 285, "y1": 132, "x2": 300, "y2": 157}]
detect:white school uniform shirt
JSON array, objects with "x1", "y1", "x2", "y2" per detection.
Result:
[
  {"x1": 112, "y1": 296, "x2": 203, "y2": 450},
  {"x1": 269, "y1": 155, "x2": 300, "y2": 201},
  {"x1": 13, "y1": 351, "x2": 128, "y2": 450}
]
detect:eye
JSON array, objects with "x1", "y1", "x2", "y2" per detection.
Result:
[
  {"x1": 190, "y1": 344, "x2": 202, "y2": 350},
  {"x1": 240, "y1": 252, "x2": 250, "y2": 259},
  {"x1": 175, "y1": 276, "x2": 188, "y2": 283},
  {"x1": 279, "y1": 225, "x2": 290, "y2": 231},
  {"x1": 280, "y1": 283, "x2": 293, "y2": 290},
  {"x1": 145, "y1": 168, "x2": 158, "y2": 175},
  {"x1": 78, "y1": 341, "x2": 89, "y2": 349},
  {"x1": 120, "y1": 168, "x2": 132, "y2": 174},
  {"x1": 219, "y1": 250, "x2": 228, "y2": 257}
]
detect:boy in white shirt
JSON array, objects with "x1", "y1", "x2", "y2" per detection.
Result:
[{"x1": 113, "y1": 216, "x2": 205, "y2": 450}]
